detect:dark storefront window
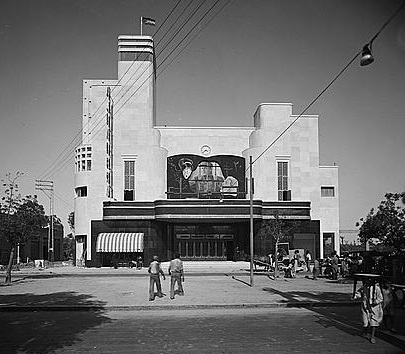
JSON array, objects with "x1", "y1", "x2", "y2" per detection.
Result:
[{"x1": 174, "y1": 225, "x2": 235, "y2": 260}]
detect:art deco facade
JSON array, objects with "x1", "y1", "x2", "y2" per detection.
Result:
[{"x1": 74, "y1": 35, "x2": 339, "y2": 267}]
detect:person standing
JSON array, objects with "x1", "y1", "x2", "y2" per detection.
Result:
[
  {"x1": 168, "y1": 252, "x2": 184, "y2": 299},
  {"x1": 305, "y1": 250, "x2": 312, "y2": 272},
  {"x1": 341, "y1": 253, "x2": 350, "y2": 277},
  {"x1": 331, "y1": 251, "x2": 339, "y2": 280},
  {"x1": 312, "y1": 258, "x2": 320, "y2": 280},
  {"x1": 148, "y1": 255, "x2": 165, "y2": 301},
  {"x1": 293, "y1": 250, "x2": 301, "y2": 276},
  {"x1": 382, "y1": 280, "x2": 397, "y2": 333},
  {"x1": 354, "y1": 278, "x2": 384, "y2": 344}
]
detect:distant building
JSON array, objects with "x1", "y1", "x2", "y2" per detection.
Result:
[
  {"x1": 339, "y1": 229, "x2": 360, "y2": 245},
  {"x1": 74, "y1": 35, "x2": 339, "y2": 267},
  {"x1": 0, "y1": 224, "x2": 64, "y2": 265}
]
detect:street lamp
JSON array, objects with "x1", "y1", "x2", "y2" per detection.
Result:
[{"x1": 360, "y1": 44, "x2": 374, "y2": 66}]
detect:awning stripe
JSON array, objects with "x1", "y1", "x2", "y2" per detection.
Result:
[{"x1": 96, "y1": 233, "x2": 144, "y2": 252}]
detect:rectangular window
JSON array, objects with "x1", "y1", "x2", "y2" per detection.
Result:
[
  {"x1": 321, "y1": 186, "x2": 335, "y2": 197},
  {"x1": 75, "y1": 186, "x2": 87, "y2": 197},
  {"x1": 277, "y1": 161, "x2": 291, "y2": 201},
  {"x1": 87, "y1": 160, "x2": 92, "y2": 171},
  {"x1": 124, "y1": 160, "x2": 135, "y2": 201}
]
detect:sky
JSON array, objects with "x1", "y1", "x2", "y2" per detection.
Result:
[{"x1": 0, "y1": 0, "x2": 404, "y2": 237}]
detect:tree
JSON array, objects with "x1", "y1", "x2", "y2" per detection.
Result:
[
  {"x1": 67, "y1": 211, "x2": 75, "y2": 234},
  {"x1": 63, "y1": 234, "x2": 75, "y2": 260},
  {"x1": 257, "y1": 212, "x2": 295, "y2": 278},
  {"x1": 356, "y1": 192, "x2": 405, "y2": 254},
  {"x1": 0, "y1": 173, "x2": 47, "y2": 283}
]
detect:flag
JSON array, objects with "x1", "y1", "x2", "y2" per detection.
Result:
[{"x1": 142, "y1": 17, "x2": 156, "y2": 26}]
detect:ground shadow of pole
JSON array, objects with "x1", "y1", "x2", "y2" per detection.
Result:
[{"x1": 0, "y1": 292, "x2": 112, "y2": 354}]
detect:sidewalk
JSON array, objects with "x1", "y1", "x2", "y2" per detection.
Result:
[
  {"x1": 0, "y1": 261, "x2": 359, "y2": 309},
  {"x1": 1, "y1": 261, "x2": 404, "y2": 347}
]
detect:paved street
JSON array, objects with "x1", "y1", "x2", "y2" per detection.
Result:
[
  {"x1": 1, "y1": 307, "x2": 403, "y2": 354},
  {"x1": 1, "y1": 263, "x2": 404, "y2": 353}
]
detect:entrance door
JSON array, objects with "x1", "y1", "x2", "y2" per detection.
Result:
[{"x1": 177, "y1": 234, "x2": 233, "y2": 260}]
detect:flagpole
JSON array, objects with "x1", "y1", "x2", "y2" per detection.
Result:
[{"x1": 140, "y1": 16, "x2": 143, "y2": 36}]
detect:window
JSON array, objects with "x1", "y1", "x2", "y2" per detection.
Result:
[
  {"x1": 277, "y1": 161, "x2": 291, "y2": 201},
  {"x1": 124, "y1": 160, "x2": 135, "y2": 201},
  {"x1": 321, "y1": 186, "x2": 335, "y2": 197},
  {"x1": 87, "y1": 160, "x2": 92, "y2": 171},
  {"x1": 75, "y1": 186, "x2": 87, "y2": 197}
]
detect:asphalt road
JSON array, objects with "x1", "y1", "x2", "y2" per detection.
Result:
[{"x1": 1, "y1": 307, "x2": 404, "y2": 354}]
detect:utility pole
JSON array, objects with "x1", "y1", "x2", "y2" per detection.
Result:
[
  {"x1": 35, "y1": 180, "x2": 54, "y2": 263},
  {"x1": 249, "y1": 156, "x2": 254, "y2": 287}
]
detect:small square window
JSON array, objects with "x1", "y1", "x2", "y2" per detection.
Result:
[
  {"x1": 75, "y1": 186, "x2": 88, "y2": 197},
  {"x1": 321, "y1": 187, "x2": 335, "y2": 197}
]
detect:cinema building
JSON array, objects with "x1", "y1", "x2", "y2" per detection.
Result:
[{"x1": 74, "y1": 35, "x2": 339, "y2": 267}]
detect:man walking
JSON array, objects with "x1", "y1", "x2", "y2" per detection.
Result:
[
  {"x1": 148, "y1": 255, "x2": 165, "y2": 301},
  {"x1": 168, "y1": 252, "x2": 184, "y2": 299}
]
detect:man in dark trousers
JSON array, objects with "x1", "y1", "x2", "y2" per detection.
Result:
[
  {"x1": 168, "y1": 252, "x2": 184, "y2": 299},
  {"x1": 148, "y1": 255, "x2": 165, "y2": 301},
  {"x1": 331, "y1": 251, "x2": 339, "y2": 280}
]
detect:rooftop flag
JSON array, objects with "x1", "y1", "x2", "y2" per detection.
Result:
[
  {"x1": 140, "y1": 17, "x2": 156, "y2": 36},
  {"x1": 142, "y1": 17, "x2": 156, "y2": 26}
]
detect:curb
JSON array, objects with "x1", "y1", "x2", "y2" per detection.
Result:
[
  {"x1": 0, "y1": 301, "x2": 360, "y2": 312},
  {"x1": 4, "y1": 272, "x2": 271, "y2": 280}
]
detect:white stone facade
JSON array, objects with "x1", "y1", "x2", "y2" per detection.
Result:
[{"x1": 74, "y1": 36, "x2": 339, "y2": 263}]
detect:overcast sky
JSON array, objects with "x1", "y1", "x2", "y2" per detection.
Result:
[{"x1": 0, "y1": 0, "x2": 404, "y2": 236}]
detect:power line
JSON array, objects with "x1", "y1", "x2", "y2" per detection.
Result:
[
  {"x1": 54, "y1": 191, "x2": 74, "y2": 209},
  {"x1": 159, "y1": 0, "x2": 232, "y2": 77},
  {"x1": 39, "y1": 0, "x2": 202, "y2": 180},
  {"x1": 41, "y1": 0, "x2": 204, "y2": 179},
  {"x1": 38, "y1": 0, "x2": 185, "y2": 180},
  {"x1": 42, "y1": 0, "x2": 229, "y2": 180},
  {"x1": 248, "y1": 0, "x2": 405, "y2": 171}
]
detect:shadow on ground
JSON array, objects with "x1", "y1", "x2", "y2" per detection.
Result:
[
  {"x1": 261, "y1": 287, "x2": 352, "y2": 303},
  {"x1": 0, "y1": 292, "x2": 111, "y2": 354},
  {"x1": 262, "y1": 287, "x2": 405, "y2": 352}
]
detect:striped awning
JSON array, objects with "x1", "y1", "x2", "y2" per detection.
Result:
[{"x1": 96, "y1": 233, "x2": 144, "y2": 252}]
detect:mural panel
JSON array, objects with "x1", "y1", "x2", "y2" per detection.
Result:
[{"x1": 167, "y1": 155, "x2": 246, "y2": 199}]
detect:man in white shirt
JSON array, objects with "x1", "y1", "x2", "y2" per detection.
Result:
[
  {"x1": 148, "y1": 255, "x2": 165, "y2": 301},
  {"x1": 168, "y1": 252, "x2": 184, "y2": 299}
]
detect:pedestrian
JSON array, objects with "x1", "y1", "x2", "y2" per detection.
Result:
[
  {"x1": 330, "y1": 251, "x2": 339, "y2": 280},
  {"x1": 284, "y1": 260, "x2": 294, "y2": 278},
  {"x1": 293, "y1": 250, "x2": 301, "y2": 276},
  {"x1": 267, "y1": 253, "x2": 273, "y2": 268},
  {"x1": 168, "y1": 252, "x2": 184, "y2": 299},
  {"x1": 305, "y1": 250, "x2": 312, "y2": 272},
  {"x1": 111, "y1": 253, "x2": 118, "y2": 269},
  {"x1": 136, "y1": 255, "x2": 143, "y2": 269},
  {"x1": 341, "y1": 253, "x2": 349, "y2": 278},
  {"x1": 381, "y1": 280, "x2": 396, "y2": 333},
  {"x1": 312, "y1": 258, "x2": 320, "y2": 280},
  {"x1": 354, "y1": 277, "x2": 384, "y2": 344},
  {"x1": 148, "y1": 255, "x2": 165, "y2": 301}
]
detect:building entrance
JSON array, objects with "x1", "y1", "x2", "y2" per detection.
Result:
[{"x1": 174, "y1": 225, "x2": 234, "y2": 260}]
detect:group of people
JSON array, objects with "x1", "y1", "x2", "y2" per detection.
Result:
[
  {"x1": 283, "y1": 250, "x2": 306, "y2": 278},
  {"x1": 148, "y1": 253, "x2": 185, "y2": 301},
  {"x1": 315, "y1": 252, "x2": 366, "y2": 280}
]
